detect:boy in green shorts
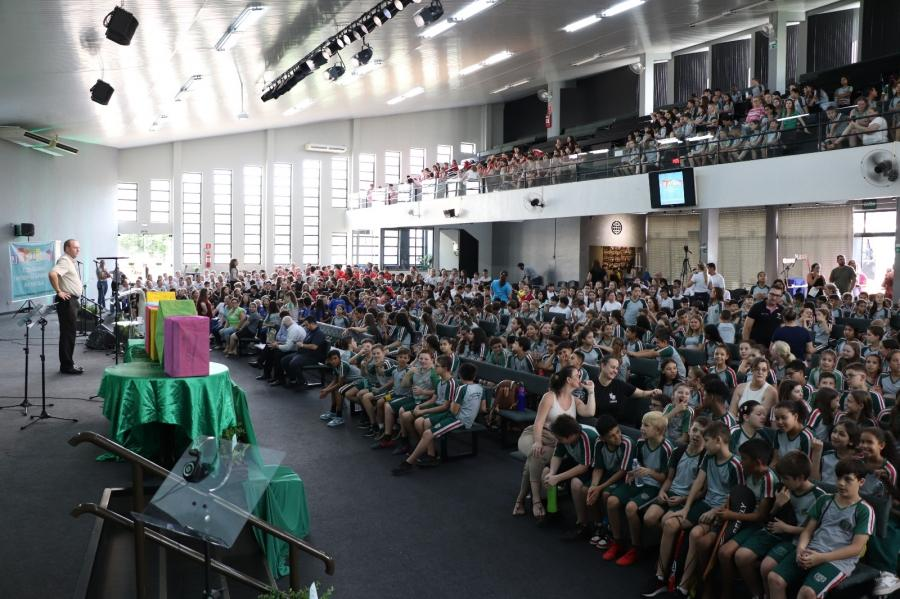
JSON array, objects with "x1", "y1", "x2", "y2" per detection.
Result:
[
  {"x1": 586, "y1": 414, "x2": 634, "y2": 549},
  {"x1": 388, "y1": 350, "x2": 438, "y2": 455},
  {"x1": 641, "y1": 417, "x2": 709, "y2": 598},
  {"x1": 667, "y1": 421, "x2": 745, "y2": 598},
  {"x1": 734, "y1": 450, "x2": 826, "y2": 599},
  {"x1": 604, "y1": 411, "x2": 672, "y2": 566},
  {"x1": 407, "y1": 354, "x2": 457, "y2": 465},
  {"x1": 716, "y1": 438, "x2": 778, "y2": 599},
  {"x1": 767, "y1": 458, "x2": 874, "y2": 599},
  {"x1": 354, "y1": 344, "x2": 394, "y2": 438},
  {"x1": 541, "y1": 413, "x2": 599, "y2": 541},
  {"x1": 371, "y1": 348, "x2": 411, "y2": 448},
  {"x1": 392, "y1": 361, "x2": 483, "y2": 475},
  {"x1": 319, "y1": 349, "x2": 364, "y2": 428}
]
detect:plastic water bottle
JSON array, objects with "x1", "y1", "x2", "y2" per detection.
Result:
[
  {"x1": 632, "y1": 458, "x2": 643, "y2": 487},
  {"x1": 547, "y1": 485, "x2": 558, "y2": 513},
  {"x1": 515, "y1": 385, "x2": 527, "y2": 411}
]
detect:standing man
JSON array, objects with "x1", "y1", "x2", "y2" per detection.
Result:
[
  {"x1": 707, "y1": 262, "x2": 726, "y2": 293},
  {"x1": 741, "y1": 288, "x2": 785, "y2": 346},
  {"x1": 829, "y1": 254, "x2": 857, "y2": 295},
  {"x1": 48, "y1": 239, "x2": 84, "y2": 374},
  {"x1": 517, "y1": 262, "x2": 542, "y2": 286},
  {"x1": 95, "y1": 259, "x2": 110, "y2": 309},
  {"x1": 490, "y1": 270, "x2": 513, "y2": 303}
]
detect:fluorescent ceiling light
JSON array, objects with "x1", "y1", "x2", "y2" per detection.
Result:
[
  {"x1": 338, "y1": 60, "x2": 385, "y2": 86},
  {"x1": 657, "y1": 138, "x2": 681, "y2": 145},
  {"x1": 215, "y1": 3, "x2": 266, "y2": 51},
  {"x1": 601, "y1": 0, "x2": 645, "y2": 17},
  {"x1": 483, "y1": 50, "x2": 513, "y2": 65},
  {"x1": 459, "y1": 63, "x2": 485, "y2": 75},
  {"x1": 563, "y1": 14, "x2": 601, "y2": 33},
  {"x1": 571, "y1": 54, "x2": 599, "y2": 66},
  {"x1": 491, "y1": 78, "x2": 530, "y2": 94},
  {"x1": 686, "y1": 134, "x2": 713, "y2": 142},
  {"x1": 283, "y1": 98, "x2": 315, "y2": 116},
  {"x1": 421, "y1": 20, "x2": 456, "y2": 38},
  {"x1": 387, "y1": 86, "x2": 425, "y2": 105},
  {"x1": 777, "y1": 113, "x2": 809, "y2": 122},
  {"x1": 173, "y1": 74, "x2": 202, "y2": 101},
  {"x1": 732, "y1": 0, "x2": 776, "y2": 13},
  {"x1": 453, "y1": 0, "x2": 498, "y2": 21},
  {"x1": 601, "y1": 46, "x2": 628, "y2": 57},
  {"x1": 589, "y1": 148, "x2": 610, "y2": 154}
]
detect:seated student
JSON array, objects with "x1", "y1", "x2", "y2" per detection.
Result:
[
  {"x1": 382, "y1": 351, "x2": 438, "y2": 455},
  {"x1": 666, "y1": 421, "x2": 744, "y2": 598},
  {"x1": 586, "y1": 414, "x2": 635, "y2": 549},
  {"x1": 767, "y1": 458, "x2": 874, "y2": 599},
  {"x1": 842, "y1": 363, "x2": 886, "y2": 414},
  {"x1": 773, "y1": 400, "x2": 819, "y2": 466},
  {"x1": 642, "y1": 417, "x2": 709, "y2": 597},
  {"x1": 506, "y1": 336, "x2": 535, "y2": 372},
  {"x1": 628, "y1": 328, "x2": 688, "y2": 379},
  {"x1": 624, "y1": 326, "x2": 644, "y2": 353},
  {"x1": 730, "y1": 400, "x2": 774, "y2": 452},
  {"x1": 717, "y1": 309, "x2": 737, "y2": 344},
  {"x1": 569, "y1": 350, "x2": 592, "y2": 401},
  {"x1": 717, "y1": 438, "x2": 779, "y2": 599},
  {"x1": 392, "y1": 361, "x2": 483, "y2": 475},
  {"x1": 734, "y1": 451, "x2": 827, "y2": 599},
  {"x1": 783, "y1": 359, "x2": 815, "y2": 405},
  {"x1": 700, "y1": 377, "x2": 738, "y2": 428},
  {"x1": 876, "y1": 348, "x2": 900, "y2": 404},
  {"x1": 538, "y1": 413, "x2": 599, "y2": 540},
  {"x1": 662, "y1": 383, "x2": 694, "y2": 446},
  {"x1": 402, "y1": 354, "x2": 458, "y2": 466},
  {"x1": 371, "y1": 348, "x2": 413, "y2": 446},
  {"x1": 437, "y1": 337, "x2": 460, "y2": 375},
  {"x1": 604, "y1": 411, "x2": 672, "y2": 566},
  {"x1": 838, "y1": 389, "x2": 879, "y2": 429},
  {"x1": 484, "y1": 336, "x2": 510, "y2": 366},
  {"x1": 318, "y1": 349, "x2": 364, "y2": 428},
  {"x1": 575, "y1": 329, "x2": 602, "y2": 365},
  {"x1": 814, "y1": 420, "x2": 859, "y2": 484},
  {"x1": 550, "y1": 341, "x2": 575, "y2": 374},
  {"x1": 354, "y1": 344, "x2": 395, "y2": 438},
  {"x1": 805, "y1": 387, "x2": 840, "y2": 443},
  {"x1": 808, "y1": 349, "x2": 844, "y2": 390},
  {"x1": 857, "y1": 427, "x2": 900, "y2": 597},
  {"x1": 710, "y1": 344, "x2": 738, "y2": 389}
]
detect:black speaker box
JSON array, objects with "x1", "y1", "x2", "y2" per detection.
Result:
[
  {"x1": 104, "y1": 6, "x2": 139, "y2": 46},
  {"x1": 90, "y1": 80, "x2": 115, "y2": 105},
  {"x1": 13, "y1": 223, "x2": 35, "y2": 237},
  {"x1": 86, "y1": 325, "x2": 116, "y2": 350}
]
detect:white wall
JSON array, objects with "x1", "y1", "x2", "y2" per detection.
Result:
[
  {"x1": 492, "y1": 218, "x2": 582, "y2": 283},
  {"x1": 0, "y1": 142, "x2": 119, "y2": 309},
  {"x1": 432, "y1": 223, "x2": 493, "y2": 273}
]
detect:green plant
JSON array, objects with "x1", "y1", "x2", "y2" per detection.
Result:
[
  {"x1": 257, "y1": 584, "x2": 333, "y2": 599},
  {"x1": 418, "y1": 254, "x2": 433, "y2": 269}
]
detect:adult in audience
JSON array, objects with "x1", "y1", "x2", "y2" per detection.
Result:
[
  {"x1": 829, "y1": 254, "x2": 857, "y2": 294},
  {"x1": 228, "y1": 258, "x2": 239, "y2": 283},
  {"x1": 594, "y1": 356, "x2": 660, "y2": 425},
  {"x1": 258, "y1": 316, "x2": 304, "y2": 383},
  {"x1": 742, "y1": 287, "x2": 784, "y2": 346},
  {"x1": 587, "y1": 260, "x2": 607, "y2": 286},
  {"x1": 518, "y1": 262, "x2": 542, "y2": 286},
  {"x1": 707, "y1": 262, "x2": 726, "y2": 293},
  {"x1": 834, "y1": 75, "x2": 853, "y2": 108},
  {"x1": 771, "y1": 308, "x2": 814, "y2": 363},
  {"x1": 748, "y1": 271, "x2": 769, "y2": 301},
  {"x1": 513, "y1": 367, "x2": 595, "y2": 522},
  {"x1": 490, "y1": 270, "x2": 513, "y2": 303},
  {"x1": 284, "y1": 316, "x2": 329, "y2": 389},
  {"x1": 48, "y1": 238, "x2": 84, "y2": 374},
  {"x1": 686, "y1": 262, "x2": 711, "y2": 306},
  {"x1": 95, "y1": 259, "x2": 109, "y2": 309}
]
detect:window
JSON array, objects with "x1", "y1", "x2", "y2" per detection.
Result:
[
  {"x1": 331, "y1": 232, "x2": 348, "y2": 266},
  {"x1": 384, "y1": 151, "x2": 402, "y2": 185},
  {"x1": 331, "y1": 156, "x2": 348, "y2": 208},
  {"x1": 273, "y1": 163, "x2": 293, "y2": 265},
  {"x1": 352, "y1": 231, "x2": 379, "y2": 265},
  {"x1": 436, "y1": 144, "x2": 453, "y2": 165},
  {"x1": 382, "y1": 229, "x2": 400, "y2": 268},
  {"x1": 212, "y1": 169, "x2": 232, "y2": 264},
  {"x1": 302, "y1": 159, "x2": 321, "y2": 265},
  {"x1": 181, "y1": 173, "x2": 202, "y2": 265},
  {"x1": 460, "y1": 142, "x2": 476, "y2": 155},
  {"x1": 149, "y1": 180, "x2": 170, "y2": 224},
  {"x1": 409, "y1": 147, "x2": 426, "y2": 176},
  {"x1": 718, "y1": 209, "x2": 766, "y2": 289},
  {"x1": 646, "y1": 213, "x2": 701, "y2": 281},
  {"x1": 358, "y1": 153, "x2": 375, "y2": 192},
  {"x1": 117, "y1": 183, "x2": 138, "y2": 221},
  {"x1": 852, "y1": 208, "x2": 895, "y2": 293},
  {"x1": 777, "y1": 205, "x2": 853, "y2": 280},
  {"x1": 408, "y1": 228, "x2": 433, "y2": 268},
  {"x1": 243, "y1": 165, "x2": 263, "y2": 264}
]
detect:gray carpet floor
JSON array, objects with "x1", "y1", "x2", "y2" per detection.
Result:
[{"x1": 0, "y1": 314, "x2": 653, "y2": 598}]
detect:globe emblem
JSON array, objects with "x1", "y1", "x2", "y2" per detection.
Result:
[{"x1": 611, "y1": 220, "x2": 623, "y2": 235}]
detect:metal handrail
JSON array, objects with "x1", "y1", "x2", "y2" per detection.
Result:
[
  {"x1": 71, "y1": 503, "x2": 273, "y2": 594},
  {"x1": 69, "y1": 431, "x2": 335, "y2": 597}
]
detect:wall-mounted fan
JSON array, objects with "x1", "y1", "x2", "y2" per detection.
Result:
[
  {"x1": 860, "y1": 149, "x2": 898, "y2": 187},
  {"x1": 523, "y1": 193, "x2": 545, "y2": 210},
  {"x1": 629, "y1": 62, "x2": 645, "y2": 75},
  {"x1": 537, "y1": 89, "x2": 552, "y2": 103}
]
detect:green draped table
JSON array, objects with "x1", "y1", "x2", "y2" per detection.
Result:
[
  {"x1": 245, "y1": 466, "x2": 311, "y2": 579},
  {"x1": 123, "y1": 339, "x2": 150, "y2": 363},
  {"x1": 97, "y1": 361, "x2": 257, "y2": 460}
]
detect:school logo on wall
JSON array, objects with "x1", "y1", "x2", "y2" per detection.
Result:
[{"x1": 611, "y1": 220, "x2": 623, "y2": 235}]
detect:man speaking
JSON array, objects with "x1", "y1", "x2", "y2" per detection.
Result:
[{"x1": 48, "y1": 239, "x2": 84, "y2": 374}]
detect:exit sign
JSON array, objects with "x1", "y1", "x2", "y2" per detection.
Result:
[{"x1": 862, "y1": 199, "x2": 877, "y2": 210}]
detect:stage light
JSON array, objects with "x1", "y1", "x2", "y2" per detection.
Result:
[
  {"x1": 335, "y1": 37, "x2": 345, "y2": 49},
  {"x1": 103, "y1": 5, "x2": 139, "y2": 45},
  {"x1": 351, "y1": 43, "x2": 374, "y2": 67},
  {"x1": 306, "y1": 58, "x2": 316, "y2": 70},
  {"x1": 90, "y1": 79, "x2": 115, "y2": 105},
  {"x1": 326, "y1": 55, "x2": 346, "y2": 81},
  {"x1": 414, "y1": 0, "x2": 444, "y2": 27}
]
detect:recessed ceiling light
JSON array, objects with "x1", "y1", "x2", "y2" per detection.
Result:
[
  {"x1": 460, "y1": 63, "x2": 485, "y2": 75},
  {"x1": 600, "y1": 0, "x2": 645, "y2": 18},
  {"x1": 563, "y1": 14, "x2": 601, "y2": 33}
]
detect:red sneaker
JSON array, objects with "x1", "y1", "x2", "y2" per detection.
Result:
[
  {"x1": 616, "y1": 547, "x2": 639, "y2": 566},
  {"x1": 602, "y1": 541, "x2": 623, "y2": 561}
]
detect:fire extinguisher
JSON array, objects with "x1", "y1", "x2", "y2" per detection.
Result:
[{"x1": 545, "y1": 103, "x2": 552, "y2": 129}]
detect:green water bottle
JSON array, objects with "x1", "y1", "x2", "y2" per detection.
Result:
[{"x1": 547, "y1": 484, "x2": 558, "y2": 513}]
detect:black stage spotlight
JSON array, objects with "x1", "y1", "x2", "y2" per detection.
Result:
[
  {"x1": 351, "y1": 43, "x2": 373, "y2": 68},
  {"x1": 90, "y1": 79, "x2": 115, "y2": 105},
  {"x1": 103, "y1": 5, "x2": 139, "y2": 45},
  {"x1": 326, "y1": 55, "x2": 346, "y2": 81},
  {"x1": 414, "y1": 0, "x2": 443, "y2": 27}
]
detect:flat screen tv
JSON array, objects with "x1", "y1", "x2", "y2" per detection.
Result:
[{"x1": 649, "y1": 167, "x2": 697, "y2": 209}]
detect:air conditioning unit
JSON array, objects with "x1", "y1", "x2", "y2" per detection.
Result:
[
  {"x1": 0, "y1": 126, "x2": 79, "y2": 157},
  {"x1": 304, "y1": 143, "x2": 348, "y2": 154}
]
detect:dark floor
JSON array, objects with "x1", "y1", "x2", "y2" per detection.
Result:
[{"x1": 0, "y1": 314, "x2": 654, "y2": 598}]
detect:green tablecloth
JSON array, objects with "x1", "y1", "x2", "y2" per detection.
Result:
[
  {"x1": 124, "y1": 339, "x2": 150, "y2": 363},
  {"x1": 154, "y1": 299, "x2": 198, "y2": 365},
  {"x1": 245, "y1": 466, "x2": 310, "y2": 579},
  {"x1": 97, "y1": 361, "x2": 257, "y2": 460}
]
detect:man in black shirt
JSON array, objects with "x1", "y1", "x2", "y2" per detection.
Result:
[
  {"x1": 742, "y1": 288, "x2": 784, "y2": 346},
  {"x1": 594, "y1": 356, "x2": 660, "y2": 426},
  {"x1": 286, "y1": 317, "x2": 330, "y2": 388}
]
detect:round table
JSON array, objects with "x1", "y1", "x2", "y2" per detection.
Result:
[{"x1": 98, "y1": 361, "x2": 256, "y2": 460}]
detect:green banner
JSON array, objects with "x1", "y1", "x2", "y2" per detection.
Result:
[{"x1": 9, "y1": 242, "x2": 58, "y2": 302}]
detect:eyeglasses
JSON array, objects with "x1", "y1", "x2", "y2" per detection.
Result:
[{"x1": 768, "y1": 292, "x2": 783, "y2": 298}]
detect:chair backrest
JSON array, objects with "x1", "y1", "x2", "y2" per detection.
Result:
[
  {"x1": 583, "y1": 363, "x2": 600, "y2": 382},
  {"x1": 679, "y1": 349, "x2": 707, "y2": 368},
  {"x1": 542, "y1": 311, "x2": 557, "y2": 323},
  {"x1": 436, "y1": 324, "x2": 459, "y2": 339},
  {"x1": 460, "y1": 358, "x2": 550, "y2": 396},
  {"x1": 629, "y1": 357, "x2": 659, "y2": 389},
  {"x1": 478, "y1": 320, "x2": 498, "y2": 337},
  {"x1": 834, "y1": 317, "x2": 871, "y2": 336}
]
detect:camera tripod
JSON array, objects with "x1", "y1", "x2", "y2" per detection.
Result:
[{"x1": 680, "y1": 245, "x2": 692, "y2": 282}]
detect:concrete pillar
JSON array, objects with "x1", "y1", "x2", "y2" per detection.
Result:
[
  {"x1": 768, "y1": 11, "x2": 805, "y2": 91},
  {"x1": 699, "y1": 208, "x2": 719, "y2": 265},
  {"x1": 547, "y1": 80, "x2": 563, "y2": 139},
  {"x1": 640, "y1": 53, "x2": 672, "y2": 114},
  {"x1": 666, "y1": 60, "x2": 676, "y2": 106},
  {"x1": 893, "y1": 199, "x2": 900, "y2": 301},
  {"x1": 765, "y1": 205, "x2": 778, "y2": 281}
]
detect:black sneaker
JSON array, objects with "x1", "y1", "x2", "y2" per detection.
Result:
[
  {"x1": 391, "y1": 461, "x2": 414, "y2": 476},
  {"x1": 417, "y1": 455, "x2": 440, "y2": 467},
  {"x1": 356, "y1": 419, "x2": 371, "y2": 429},
  {"x1": 363, "y1": 426, "x2": 379, "y2": 438},
  {"x1": 561, "y1": 524, "x2": 591, "y2": 542},
  {"x1": 641, "y1": 576, "x2": 668, "y2": 598},
  {"x1": 391, "y1": 443, "x2": 410, "y2": 456}
]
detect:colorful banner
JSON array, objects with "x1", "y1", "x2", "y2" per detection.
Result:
[{"x1": 9, "y1": 241, "x2": 58, "y2": 302}]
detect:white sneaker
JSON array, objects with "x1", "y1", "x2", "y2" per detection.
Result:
[
  {"x1": 319, "y1": 411, "x2": 336, "y2": 421},
  {"x1": 327, "y1": 417, "x2": 345, "y2": 428},
  {"x1": 873, "y1": 571, "x2": 900, "y2": 597}
]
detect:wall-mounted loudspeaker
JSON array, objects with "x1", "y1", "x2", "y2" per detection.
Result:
[
  {"x1": 13, "y1": 223, "x2": 35, "y2": 237},
  {"x1": 443, "y1": 209, "x2": 457, "y2": 218},
  {"x1": 90, "y1": 80, "x2": 115, "y2": 105},
  {"x1": 104, "y1": 6, "x2": 139, "y2": 45}
]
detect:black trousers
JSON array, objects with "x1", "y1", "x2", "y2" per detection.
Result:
[
  {"x1": 286, "y1": 352, "x2": 320, "y2": 384},
  {"x1": 56, "y1": 295, "x2": 79, "y2": 370}
]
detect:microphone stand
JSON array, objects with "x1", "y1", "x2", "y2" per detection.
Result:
[
  {"x1": 21, "y1": 314, "x2": 78, "y2": 430},
  {"x1": 0, "y1": 316, "x2": 50, "y2": 415}
]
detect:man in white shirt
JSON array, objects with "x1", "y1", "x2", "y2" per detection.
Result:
[
  {"x1": 48, "y1": 239, "x2": 84, "y2": 374},
  {"x1": 861, "y1": 109, "x2": 889, "y2": 146},
  {"x1": 707, "y1": 262, "x2": 726, "y2": 292}
]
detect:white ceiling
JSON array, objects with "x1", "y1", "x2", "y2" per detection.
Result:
[{"x1": 0, "y1": 0, "x2": 835, "y2": 149}]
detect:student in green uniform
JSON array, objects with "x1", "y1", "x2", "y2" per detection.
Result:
[
  {"x1": 384, "y1": 351, "x2": 438, "y2": 455},
  {"x1": 841, "y1": 363, "x2": 887, "y2": 414},
  {"x1": 484, "y1": 336, "x2": 510, "y2": 366},
  {"x1": 542, "y1": 413, "x2": 600, "y2": 541},
  {"x1": 407, "y1": 354, "x2": 457, "y2": 465},
  {"x1": 604, "y1": 411, "x2": 672, "y2": 566},
  {"x1": 318, "y1": 349, "x2": 364, "y2": 428},
  {"x1": 663, "y1": 383, "x2": 695, "y2": 446},
  {"x1": 767, "y1": 459, "x2": 874, "y2": 599},
  {"x1": 729, "y1": 400, "x2": 774, "y2": 452},
  {"x1": 506, "y1": 336, "x2": 535, "y2": 373},
  {"x1": 627, "y1": 328, "x2": 687, "y2": 379},
  {"x1": 586, "y1": 414, "x2": 634, "y2": 550},
  {"x1": 372, "y1": 348, "x2": 412, "y2": 446},
  {"x1": 353, "y1": 344, "x2": 392, "y2": 436}
]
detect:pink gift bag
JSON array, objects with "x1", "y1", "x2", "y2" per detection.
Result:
[{"x1": 163, "y1": 316, "x2": 210, "y2": 377}]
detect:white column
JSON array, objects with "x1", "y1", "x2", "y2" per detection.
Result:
[
  {"x1": 264, "y1": 129, "x2": 275, "y2": 271},
  {"x1": 699, "y1": 208, "x2": 719, "y2": 265},
  {"x1": 893, "y1": 199, "x2": 900, "y2": 301},
  {"x1": 639, "y1": 53, "x2": 672, "y2": 114},
  {"x1": 768, "y1": 11, "x2": 805, "y2": 91},
  {"x1": 547, "y1": 80, "x2": 563, "y2": 139}
]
